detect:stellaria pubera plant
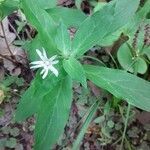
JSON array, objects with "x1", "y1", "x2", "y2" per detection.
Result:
[{"x1": 8, "y1": 0, "x2": 150, "y2": 149}]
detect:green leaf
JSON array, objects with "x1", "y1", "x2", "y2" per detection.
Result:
[
  {"x1": 93, "y1": 2, "x2": 107, "y2": 13},
  {"x1": 0, "y1": 0, "x2": 19, "y2": 20},
  {"x1": 15, "y1": 66, "x2": 66, "y2": 121},
  {"x1": 94, "y1": 115, "x2": 105, "y2": 124},
  {"x1": 24, "y1": 35, "x2": 59, "y2": 62},
  {"x1": 124, "y1": 0, "x2": 150, "y2": 36},
  {"x1": 143, "y1": 46, "x2": 150, "y2": 60},
  {"x1": 34, "y1": 76, "x2": 72, "y2": 150},
  {"x1": 6, "y1": 138, "x2": 17, "y2": 149},
  {"x1": 37, "y1": 0, "x2": 56, "y2": 9},
  {"x1": 0, "y1": 138, "x2": 7, "y2": 149},
  {"x1": 23, "y1": 36, "x2": 43, "y2": 61},
  {"x1": 73, "y1": 100, "x2": 100, "y2": 149},
  {"x1": 22, "y1": 0, "x2": 57, "y2": 54},
  {"x1": 107, "y1": 120, "x2": 114, "y2": 128},
  {"x1": 117, "y1": 43, "x2": 147, "y2": 74},
  {"x1": 98, "y1": 29, "x2": 122, "y2": 46},
  {"x1": 72, "y1": 0, "x2": 140, "y2": 57},
  {"x1": 84, "y1": 65, "x2": 150, "y2": 112},
  {"x1": 46, "y1": 6, "x2": 87, "y2": 28},
  {"x1": 10, "y1": 127, "x2": 20, "y2": 137},
  {"x1": 63, "y1": 57, "x2": 87, "y2": 88},
  {"x1": 55, "y1": 22, "x2": 71, "y2": 56}
]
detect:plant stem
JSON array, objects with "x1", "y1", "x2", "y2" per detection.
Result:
[
  {"x1": 107, "y1": 51, "x2": 119, "y2": 68},
  {"x1": 120, "y1": 104, "x2": 131, "y2": 150},
  {"x1": 0, "y1": 53, "x2": 17, "y2": 64},
  {"x1": 8, "y1": 20, "x2": 21, "y2": 40},
  {"x1": 82, "y1": 55, "x2": 106, "y2": 66},
  {"x1": 125, "y1": 135, "x2": 132, "y2": 150}
]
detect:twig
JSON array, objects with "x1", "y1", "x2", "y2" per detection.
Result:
[
  {"x1": 8, "y1": 20, "x2": 21, "y2": 40},
  {"x1": 112, "y1": 137, "x2": 122, "y2": 146},
  {"x1": 107, "y1": 51, "x2": 119, "y2": 68},
  {"x1": 25, "y1": 28, "x2": 32, "y2": 40},
  {"x1": 0, "y1": 53, "x2": 17, "y2": 64}
]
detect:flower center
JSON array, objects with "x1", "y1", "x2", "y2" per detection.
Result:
[{"x1": 44, "y1": 61, "x2": 51, "y2": 66}]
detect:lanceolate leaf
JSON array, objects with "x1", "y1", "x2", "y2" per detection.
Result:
[
  {"x1": 34, "y1": 76, "x2": 72, "y2": 150},
  {"x1": 73, "y1": 100, "x2": 100, "y2": 150},
  {"x1": 0, "y1": 0, "x2": 19, "y2": 20},
  {"x1": 15, "y1": 66, "x2": 66, "y2": 121},
  {"x1": 124, "y1": 0, "x2": 150, "y2": 36},
  {"x1": 23, "y1": 35, "x2": 44, "y2": 61},
  {"x1": 72, "y1": 0, "x2": 140, "y2": 57},
  {"x1": 84, "y1": 65, "x2": 150, "y2": 112},
  {"x1": 22, "y1": 0, "x2": 57, "y2": 54},
  {"x1": 37, "y1": 0, "x2": 56, "y2": 9},
  {"x1": 55, "y1": 22, "x2": 71, "y2": 56},
  {"x1": 63, "y1": 57, "x2": 87, "y2": 88},
  {"x1": 46, "y1": 6, "x2": 87, "y2": 28},
  {"x1": 15, "y1": 77, "x2": 36, "y2": 121}
]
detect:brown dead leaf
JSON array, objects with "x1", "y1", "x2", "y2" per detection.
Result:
[
  {"x1": 0, "y1": 65, "x2": 5, "y2": 80},
  {"x1": 0, "y1": 17, "x2": 24, "y2": 56},
  {"x1": 88, "y1": 81, "x2": 101, "y2": 97},
  {"x1": 0, "y1": 18, "x2": 16, "y2": 48},
  {"x1": 69, "y1": 28, "x2": 76, "y2": 40},
  {"x1": 0, "y1": 17, "x2": 27, "y2": 75},
  {"x1": 0, "y1": 90, "x2": 5, "y2": 104},
  {"x1": 58, "y1": 0, "x2": 73, "y2": 6},
  {"x1": 0, "y1": 104, "x2": 12, "y2": 126},
  {"x1": 136, "y1": 112, "x2": 150, "y2": 125}
]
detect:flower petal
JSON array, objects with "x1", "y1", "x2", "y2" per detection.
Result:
[
  {"x1": 30, "y1": 64, "x2": 44, "y2": 69},
  {"x1": 48, "y1": 65, "x2": 59, "y2": 77},
  {"x1": 51, "y1": 60, "x2": 59, "y2": 65},
  {"x1": 40, "y1": 68, "x2": 45, "y2": 75},
  {"x1": 30, "y1": 48, "x2": 59, "y2": 79},
  {"x1": 36, "y1": 49, "x2": 45, "y2": 61},
  {"x1": 30, "y1": 61, "x2": 43, "y2": 65},
  {"x1": 49, "y1": 55, "x2": 57, "y2": 61},
  {"x1": 42, "y1": 47, "x2": 48, "y2": 59},
  {"x1": 42, "y1": 68, "x2": 49, "y2": 79}
]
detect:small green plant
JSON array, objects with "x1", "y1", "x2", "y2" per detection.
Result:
[
  {"x1": 0, "y1": 76, "x2": 24, "y2": 103},
  {"x1": 1, "y1": 0, "x2": 150, "y2": 149}
]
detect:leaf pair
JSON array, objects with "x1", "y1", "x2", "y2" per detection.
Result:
[
  {"x1": 55, "y1": 22, "x2": 87, "y2": 87},
  {"x1": 16, "y1": 71, "x2": 73, "y2": 150},
  {"x1": 24, "y1": 6, "x2": 87, "y2": 61},
  {"x1": 71, "y1": 0, "x2": 140, "y2": 57}
]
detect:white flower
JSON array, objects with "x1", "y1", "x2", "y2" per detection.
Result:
[{"x1": 30, "y1": 48, "x2": 59, "y2": 79}]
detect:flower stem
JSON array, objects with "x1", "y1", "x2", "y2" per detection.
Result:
[{"x1": 120, "y1": 104, "x2": 131, "y2": 150}]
